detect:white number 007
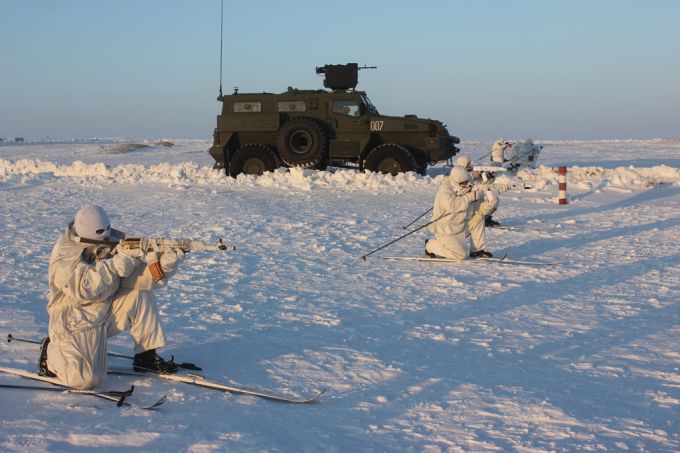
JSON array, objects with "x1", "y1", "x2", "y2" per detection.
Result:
[{"x1": 370, "y1": 121, "x2": 384, "y2": 131}]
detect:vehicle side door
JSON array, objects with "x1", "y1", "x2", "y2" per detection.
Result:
[{"x1": 328, "y1": 99, "x2": 370, "y2": 159}]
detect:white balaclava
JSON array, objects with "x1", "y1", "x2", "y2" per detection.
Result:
[
  {"x1": 449, "y1": 166, "x2": 471, "y2": 189},
  {"x1": 455, "y1": 155, "x2": 472, "y2": 170},
  {"x1": 74, "y1": 204, "x2": 111, "y2": 241}
]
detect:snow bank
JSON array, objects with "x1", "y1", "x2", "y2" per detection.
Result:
[{"x1": 1, "y1": 158, "x2": 679, "y2": 193}]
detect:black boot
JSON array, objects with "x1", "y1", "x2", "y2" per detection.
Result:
[
  {"x1": 425, "y1": 239, "x2": 436, "y2": 258},
  {"x1": 133, "y1": 349, "x2": 179, "y2": 374},
  {"x1": 470, "y1": 250, "x2": 493, "y2": 258},
  {"x1": 38, "y1": 337, "x2": 57, "y2": 377}
]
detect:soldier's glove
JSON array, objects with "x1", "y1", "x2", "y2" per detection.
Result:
[
  {"x1": 160, "y1": 248, "x2": 186, "y2": 274},
  {"x1": 111, "y1": 248, "x2": 142, "y2": 278}
]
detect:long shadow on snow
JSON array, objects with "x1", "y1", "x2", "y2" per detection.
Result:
[
  {"x1": 212, "y1": 249, "x2": 680, "y2": 370},
  {"x1": 318, "y1": 253, "x2": 680, "y2": 436},
  {"x1": 497, "y1": 216, "x2": 680, "y2": 259},
  {"x1": 509, "y1": 184, "x2": 680, "y2": 226},
  {"x1": 162, "y1": 254, "x2": 679, "y2": 449}
]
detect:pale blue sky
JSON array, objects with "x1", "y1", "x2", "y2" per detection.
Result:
[{"x1": 1, "y1": 0, "x2": 678, "y2": 140}]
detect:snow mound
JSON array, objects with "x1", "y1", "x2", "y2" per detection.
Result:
[{"x1": 1, "y1": 158, "x2": 679, "y2": 192}]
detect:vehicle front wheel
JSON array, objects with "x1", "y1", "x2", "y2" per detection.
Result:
[
  {"x1": 229, "y1": 144, "x2": 279, "y2": 177},
  {"x1": 363, "y1": 144, "x2": 417, "y2": 175}
]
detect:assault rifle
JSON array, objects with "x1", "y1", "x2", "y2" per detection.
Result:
[
  {"x1": 473, "y1": 181, "x2": 532, "y2": 193},
  {"x1": 113, "y1": 237, "x2": 235, "y2": 253},
  {"x1": 75, "y1": 230, "x2": 235, "y2": 254},
  {"x1": 472, "y1": 165, "x2": 508, "y2": 174}
]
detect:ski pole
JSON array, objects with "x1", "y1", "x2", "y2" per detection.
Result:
[
  {"x1": 8, "y1": 334, "x2": 133, "y2": 359},
  {"x1": 402, "y1": 207, "x2": 432, "y2": 229},
  {"x1": 474, "y1": 151, "x2": 492, "y2": 163},
  {"x1": 7, "y1": 334, "x2": 201, "y2": 370},
  {"x1": 7, "y1": 334, "x2": 41, "y2": 345},
  {"x1": 0, "y1": 383, "x2": 134, "y2": 398},
  {"x1": 361, "y1": 213, "x2": 449, "y2": 261}
]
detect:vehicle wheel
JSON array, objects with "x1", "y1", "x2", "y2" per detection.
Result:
[
  {"x1": 277, "y1": 118, "x2": 327, "y2": 168},
  {"x1": 228, "y1": 144, "x2": 279, "y2": 177},
  {"x1": 363, "y1": 144, "x2": 417, "y2": 175},
  {"x1": 313, "y1": 152, "x2": 329, "y2": 171}
]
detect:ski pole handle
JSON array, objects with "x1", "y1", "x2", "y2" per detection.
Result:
[{"x1": 7, "y1": 334, "x2": 41, "y2": 345}]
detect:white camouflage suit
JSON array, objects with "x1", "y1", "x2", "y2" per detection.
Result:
[
  {"x1": 457, "y1": 155, "x2": 499, "y2": 252},
  {"x1": 425, "y1": 167, "x2": 485, "y2": 260},
  {"x1": 491, "y1": 138, "x2": 512, "y2": 163},
  {"x1": 468, "y1": 170, "x2": 500, "y2": 242},
  {"x1": 467, "y1": 188, "x2": 497, "y2": 252},
  {"x1": 509, "y1": 138, "x2": 541, "y2": 169},
  {"x1": 46, "y1": 222, "x2": 180, "y2": 389}
]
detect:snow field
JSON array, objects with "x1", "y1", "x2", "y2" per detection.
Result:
[{"x1": 0, "y1": 139, "x2": 678, "y2": 451}]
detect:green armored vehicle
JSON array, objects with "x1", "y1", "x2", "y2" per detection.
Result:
[{"x1": 209, "y1": 63, "x2": 460, "y2": 177}]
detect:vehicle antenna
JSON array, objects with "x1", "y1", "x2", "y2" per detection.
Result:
[{"x1": 218, "y1": 0, "x2": 224, "y2": 98}]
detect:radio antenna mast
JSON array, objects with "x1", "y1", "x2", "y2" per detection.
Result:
[{"x1": 218, "y1": 0, "x2": 224, "y2": 97}]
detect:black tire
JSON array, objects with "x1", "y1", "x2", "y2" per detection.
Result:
[
  {"x1": 363, "y1": 144, "x2": 417, "y2": 175},
  {"x1": 228, "y1": 144, "x2": 279, "y2": 178},
  {"x1": 277, "y1": 118, "x2": 327, "y2": 168},
  {"x1": 313, "y1": 152, "x2": 329, "y2": 172}
]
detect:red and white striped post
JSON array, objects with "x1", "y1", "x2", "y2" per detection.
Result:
[{"x1": 557, "y1": 166, "x2": 568, "y2": 205}]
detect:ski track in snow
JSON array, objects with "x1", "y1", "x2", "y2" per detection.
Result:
[{"x1": 0, "y1": 139, "x2": 678, "y2": 452}]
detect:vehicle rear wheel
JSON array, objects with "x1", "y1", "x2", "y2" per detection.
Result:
[
  {"x1": 277, "y1": 118, "x2": 327, "y2": 168},
  {"x1": 229, "y1": 144, "x2": 279, "y2": 177},
  {"x1": 363, "y1": 144, "x2": 417, "y2": 175}
]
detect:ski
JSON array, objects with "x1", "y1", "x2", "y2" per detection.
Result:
[
  {"x1": 108, "y1": 368, "x2": 325, "y2": 404},
  {"x1": 486, "y1": 225, "x2": 547, "y2": 233},
  {"x1": 7, "y1": 334, "x2": 201, "y2": 371},
  {"x1": 6, "y1": 333, "x2": 323, "y2": 403},
  {"x1": 487, "y1": 225, "x2": 522, "y2": 231},
  {"x1": 380, "y1": 255, "x2": 562, "y2": 266},
  {"x1": 0, "y1": 366, "x2": 166, "y2": 409},
  {"x1": 0, "y1": 383, "x2": 135, "y2": 398}
]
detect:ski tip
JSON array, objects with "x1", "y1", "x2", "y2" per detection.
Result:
[
  {"x1": 125, "y1": 394, "x2": 167, "y2": 410},
  {"x1": 300, "y1": 388, "x2": 327, "y2": 403},
  {"x1": 146, "y1": 394, "x2": 167, "y2": 409}
]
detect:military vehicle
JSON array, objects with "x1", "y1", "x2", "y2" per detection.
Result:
[{"x1": 208, "y1": 63, "x2": 460, "y2": 177}]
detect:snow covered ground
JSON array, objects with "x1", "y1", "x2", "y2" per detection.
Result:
[{"x1": 1, "y1": 139, "x2": 678, "y2": 452}]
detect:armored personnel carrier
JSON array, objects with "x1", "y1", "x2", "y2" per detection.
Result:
[{"x1": 209, "y1": 63, "x2": 460, "y2": 177}]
